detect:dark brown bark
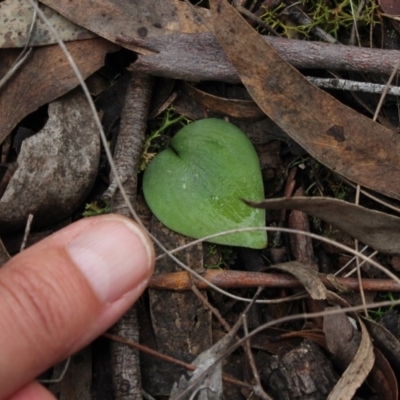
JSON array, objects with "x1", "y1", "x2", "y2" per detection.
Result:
[
  {"x1": 288, "y1": 186, "x2": 316, "y2": 269},
  {"x1": 49, "y1": 349, "x2": 92, "y2": 400},
  {"x1": 144, "y1": 218, "x2": 212, "y2": 397},
  {"x1": 257, "y1": 340, "x2": 338, "y2": 400}
]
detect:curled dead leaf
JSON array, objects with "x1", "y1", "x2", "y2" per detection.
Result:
[
  {"x1": 185, "y1": 82, "x2": 264, "y2": 120},
  {"x1": 272, "y1": 261, "x2": 327, "y2": 300}
]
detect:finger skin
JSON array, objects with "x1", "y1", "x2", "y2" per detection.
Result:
[
  {"x1": 0, "y1": 215, "x2": 155, "y2": 399},
  {"x1": 5, "y1": 381, "x2": 56, "y2": 400}
]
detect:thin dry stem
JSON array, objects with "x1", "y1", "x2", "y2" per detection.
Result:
[{"x1": 20, "y1": 213, "x2": 34, "y2": 252}]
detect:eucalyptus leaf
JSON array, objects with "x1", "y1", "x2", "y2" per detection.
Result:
[{"x1": 143, "y1": 118, "x2": 267, "y2": 248}]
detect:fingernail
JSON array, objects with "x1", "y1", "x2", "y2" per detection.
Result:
[{"x1": 67, "y1": 218, "x2": 153, "y2": 303}]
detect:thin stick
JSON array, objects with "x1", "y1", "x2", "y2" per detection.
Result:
[
  {"x1": 20, "y1": 214, "x2": 34, "y2": 252},
  {"x1": 148, "y1": 269, "x2": 400, "y2": 293},
  {"x1": 103, "y1": 332, "x2": 254, "y2": 390},
  {"x1": 373, "y1": 57, "x2": 400, "y2": 121}
]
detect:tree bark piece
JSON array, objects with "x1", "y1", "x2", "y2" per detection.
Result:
[
  {"x1": 49, "y1": 349, "x2": 92, "y2": 400},
  {"x1": 257, "y1": 340, "x2": 338, "y2": 399},
  {"x1": 132, "y1": 32, "x2": 400, "y2": 83},
  {"x1": 145, "y1": 218, "x2": 212, "y2": 397}
]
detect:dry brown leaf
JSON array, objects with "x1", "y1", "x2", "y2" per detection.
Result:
[
  {"x1": 0, "y1": 0, "x2": 94, "y2": 48},
  {"x1": 0, "y1": 38, "x2": 118, "y2": 144},
  {"x1": 379, "y1": 1, "x2": 400, "y2": 35},
  {"x1": 362, "y1": 317, "x2": 400, "y2": 377},
  {"x1": 379, "y1": 0, "x2": 400, "y2": 14},
  {"x1": 368, "y1": 347, "x2": 398, "y2": 400},
  {"x1": 40, "y1": 0, "x2": 210, "y2": 54},
  {"x1": 210, "y1": 0, "x2": 400, "y2": 201},
  {"x1": 247, "y1": 196, "x2": 400, "y2": 254},
  {"x1": 272, "y1": 261, "x2": 327, "y2": 300},
  {"x1": 0, "y1": 88, "x2": 99, "y2": 232}
]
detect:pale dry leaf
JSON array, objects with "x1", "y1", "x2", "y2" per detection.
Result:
[
  {"x1": 0, "y1": 0, "x2": 94, "y2": 48},
  {"x1": 0, "y1": 88, "x2": 100, "y2": 232},
  {"x1": 170, "y1": 332, "x2": 230, "y2": 400}
]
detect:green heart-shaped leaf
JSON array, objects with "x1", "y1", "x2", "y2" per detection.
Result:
[{"x1": 143, "y1": 118, "x2": 267, "y2": 248}]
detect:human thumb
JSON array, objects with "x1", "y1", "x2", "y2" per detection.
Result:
[{"x1": 0, "y1": 214, "x2": 154, "y2": 399}]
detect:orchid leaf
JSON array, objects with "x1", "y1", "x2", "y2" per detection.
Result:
[{"x1": 143, "y1": 118, "x2": 267, "y2": 248}]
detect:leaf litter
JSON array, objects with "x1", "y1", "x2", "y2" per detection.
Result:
[{"x1": 3, "y1": 2, "x2": 397, "y2": 398}]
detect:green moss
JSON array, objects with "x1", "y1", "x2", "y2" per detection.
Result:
[{"x1": 261, "y1": 0, "x2": 379, "y2": 40}]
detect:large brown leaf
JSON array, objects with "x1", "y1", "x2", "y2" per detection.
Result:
[
  {"x1": 0, "y1": 39, "x2": 118, "y2": 144},
  {"x1": 40, "y1": 0, "x2": 210, "y2": 54},
  {"x1": 210, "y1": 0, "x2": 400, "y2": 201}
]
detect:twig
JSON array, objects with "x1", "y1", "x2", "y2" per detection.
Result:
[
  {"x1": 107, "y1": 72, "x2": 153, "y2": 400},
  {"x1": 306, "y1": 76, "x2": 400, "y2": 96},
  {"x1": 132, "y1": 33, "x2": 400, "y2": 83},
  {"x1": 103, "y1": 332, "x2": 254, "y2": 391},
  {"x1": 103, "y1": 73, "x2": 153, "y2": 203},
  {"x1": 20, "y1": 213, "x2": 34, "y2": 252},
  {"x1": 234, "y1": 4, "x2": 280, "y2": 37},
  {"x1": 148, "y1": 269, "x2": 400, "y2": 293},
  {"x1": 40, "y1": 357, "x2": 71, "y2": 384},
  {"x1": 373, "y1": 57, "x2": 400, "y2": 120},
  {"x1": 242, "y1": 289, "x2": 273, "y2": 400},
  {"x1": 190, "y1": 283, "x2": 232, "y2": 333},
  {"x1": 282, "y1": 1, "x2": 339, "y2": 44},
  {"x1": 0, "y1": 237, "x2": 10, "y2": 266},
  {"x1": 0, "y1": 48, "x2": 32, "y2": 91},
  {"x1": 341, "y1": 178, "x2": 400, "y2": 214},
  {"x1": 349, "y1": 0, "x2": 366, "y2": 46}
]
